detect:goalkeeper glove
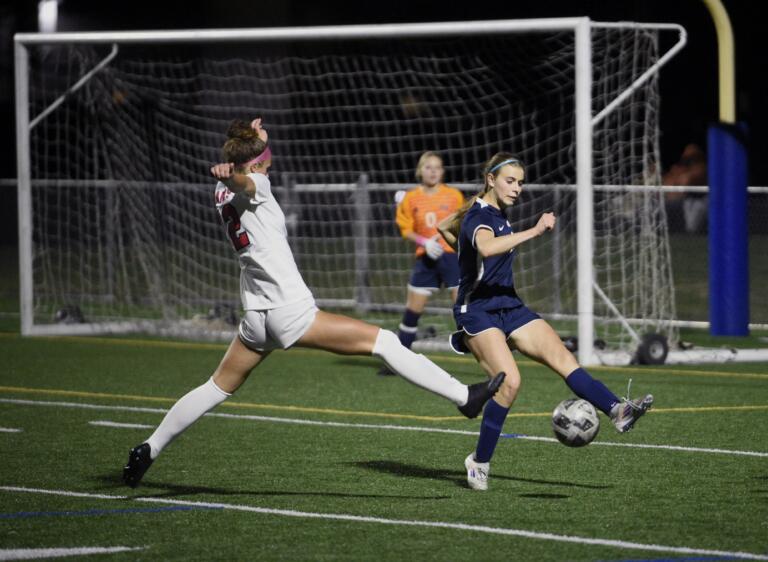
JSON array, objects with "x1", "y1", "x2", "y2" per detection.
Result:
[{"x1": 423, "y1": 235, "x2": 444, "y2": 260}]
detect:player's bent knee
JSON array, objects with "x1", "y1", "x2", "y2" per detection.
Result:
[
  {"x1": 498, "y1": 373, "x2": 521, "y2": 402},
  {"x1": 372, "y1": 329, "x2": 401, "y2": 358}
]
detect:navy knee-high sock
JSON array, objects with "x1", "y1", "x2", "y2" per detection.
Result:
[
  {"x1": 565, "y1": 367, "x2": 620, "y2": 415},
  {"x1": 397, "y1": 308, "x2": 421, "y2": 349},
  {"x1": 475, "y1": 399, "x2": 510, "y2": 463}
]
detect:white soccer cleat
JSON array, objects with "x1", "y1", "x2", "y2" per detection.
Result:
[
  {"x1": 464, "y1": 453, "x2": 490, "y2": 491},
  {"x1": 611, "y1": 394, "x2": 654, "y2": 433}
]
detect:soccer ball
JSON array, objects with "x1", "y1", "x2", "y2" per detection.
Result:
[{"x1": 551, "y1": 398, "x2": 600, "y2": 447}]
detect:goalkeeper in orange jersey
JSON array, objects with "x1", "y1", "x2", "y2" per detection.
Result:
[{"x1": 378, "y1": 151, "x2": 464, "y2": 375}]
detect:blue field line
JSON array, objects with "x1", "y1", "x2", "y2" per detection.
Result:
[{"x1": 0, "y1": 504, "x2": 222, "y2": 519}]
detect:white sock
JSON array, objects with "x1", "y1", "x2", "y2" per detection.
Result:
[
  {"x1": 372, "y1": 329, "x2": 468, "y2": 405},
  {"x1": 146, "y1": 377, "x2": 231, "y2": 459}
]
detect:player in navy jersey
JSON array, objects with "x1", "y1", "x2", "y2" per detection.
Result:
[
  {"x1": 121, "y1": 118, "x2": 503, "y2": 488},
  {"x1": 438, "y1": 152, "x2": 654, "y2": 491}
]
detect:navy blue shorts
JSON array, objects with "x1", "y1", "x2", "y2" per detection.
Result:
[
  {"x1": 408, "y1": 253, "x2": 460, "y2": 293},
  {"x1": 449, "y1": 305, "x2": 541, "y2": 354}
]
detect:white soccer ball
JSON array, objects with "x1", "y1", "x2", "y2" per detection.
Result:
[{"x1": 551, "y1": 398, "x2": 600, "y2": 447}]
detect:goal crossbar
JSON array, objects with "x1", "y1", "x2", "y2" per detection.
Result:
[{"x1": 15, "y1": 18, "x2": 592, "y2": 45}]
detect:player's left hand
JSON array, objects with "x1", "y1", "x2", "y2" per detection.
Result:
[
  {"x1": 251, "y1": 117, "x2": 268, "y2": 144},
  {"x1": 536, "y1": 212, "x2": 556, "y2": 234},
  {"x1": 424, "y1": 235, "x2": 445, "y2": 260}
]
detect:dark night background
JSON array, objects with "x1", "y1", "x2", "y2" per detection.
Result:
[{"x1": 0, "y1": 0, "x2": 764, "y2": 245}]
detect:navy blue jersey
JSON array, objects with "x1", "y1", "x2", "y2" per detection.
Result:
[{"x1": 454, "y1": 199, "x2": 522, "y2": 314}]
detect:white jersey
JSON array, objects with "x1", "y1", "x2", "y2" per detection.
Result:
[{"x1": 214, "y1": 173, "x2": 313, "y2": 310}]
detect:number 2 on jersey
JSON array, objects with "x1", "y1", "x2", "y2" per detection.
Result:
[{"x1": 220, "y1": 203, "x2": 250, "y2": 251}]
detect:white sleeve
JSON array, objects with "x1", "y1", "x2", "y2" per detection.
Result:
[
  {"x1": 247, "y1": 173, "x2": 272, "y2": 204},
  {"x1": 214, "y1": 182, "x2": 236, "y2": 207}
]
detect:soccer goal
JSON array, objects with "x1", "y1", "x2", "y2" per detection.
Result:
[{"x1": 14, "y1": 18, "x2": 686, "y2": 365}]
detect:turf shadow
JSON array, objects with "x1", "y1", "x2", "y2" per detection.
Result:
[
  {"x1": 352, "y1": 460, "x2": 613, "y2": 492},
  {"x1": 95, "y1": 474, "x2": 448, "y2": 500},
  {"x1": 352, "y1": 460, "x2": 467, "y2": 488}
]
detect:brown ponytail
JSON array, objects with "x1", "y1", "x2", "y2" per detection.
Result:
[{"x1": 221, "y1": 119, "x2": 267, "y2": 168}]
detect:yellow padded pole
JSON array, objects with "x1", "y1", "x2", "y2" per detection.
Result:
[{"x1": 701, "y1": 0, "x2": 735, "y2": 123}]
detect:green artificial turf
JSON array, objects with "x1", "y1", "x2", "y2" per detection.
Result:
[{"x1": 1, "y1": 333, "x2": 767, "y2": 561}]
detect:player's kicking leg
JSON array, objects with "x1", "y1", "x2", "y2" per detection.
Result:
[
  {"x1": 297, "y1": 310, "x2": 504, "y2": 419},
  {"x1": 511, "y1": 319, "x2": 654, "y2": 433}
]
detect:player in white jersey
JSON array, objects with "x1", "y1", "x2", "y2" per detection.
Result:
[
  {"x1": 215, "y1": 169, "x2": 311, "y2": 311},
  {"x1": 122, "y1": 118, "x2": 504, "y2": 488}
]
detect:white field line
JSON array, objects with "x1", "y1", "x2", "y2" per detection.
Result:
[
  {"x1": 499, "y1": 433, "x2": 768, "y2": 457},
  {"x1": 3, "y1": 397, "x2": 768, "y2": 459},
  {"x1": 88, "y1": 421, "x2": 154, "y2": 429},
  {"x1": 1, "y1": 486, "x2": 766, "y2": 561},
  {"x1": 0, "y1": 427, "x2": 22, "y2": 433},
  {"x1": 0, "y1": 547, "x2": 143, "y2": 560}
]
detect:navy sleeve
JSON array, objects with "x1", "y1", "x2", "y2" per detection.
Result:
[{"x1": 462, "y1": 209, "x2": 495, "y2": 249}]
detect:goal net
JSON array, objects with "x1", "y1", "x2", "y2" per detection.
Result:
[{"x1": 15, "y1": 20, "x2": 684, "y2": 363}]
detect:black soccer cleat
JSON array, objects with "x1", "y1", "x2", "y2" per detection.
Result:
[
  {"x1": 122, "y1": 443, "x2": 153, "y2": 488},
  {"x1": 377, "y1": 365, "x2": 396, "y2": 377},
  {"x1": 458, "y1": 372, "x2": 506, "y2": 419}
]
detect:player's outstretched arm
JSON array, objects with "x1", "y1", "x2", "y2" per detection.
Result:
[
  {"x1": 210, "y1": 162, "x2": 256, "y2": 195},
  {"x1": 475, "y1": 212, "x2": 556, "y2": 257}
]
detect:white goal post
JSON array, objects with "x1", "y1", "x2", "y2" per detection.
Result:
[{"x1": 15, "y1": 18, "x2": 687, "y2": 365}]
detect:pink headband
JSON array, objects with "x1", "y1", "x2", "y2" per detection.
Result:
[{"x1": 243, "y1": 146, "x2": 272, "y2": 167}]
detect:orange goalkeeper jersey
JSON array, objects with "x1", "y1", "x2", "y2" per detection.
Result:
[{"x1": 396, "y1": 184, "x2": 464, "y2": 256}]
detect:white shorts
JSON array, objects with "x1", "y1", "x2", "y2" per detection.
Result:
[{"x1": 238, "y1": 297, "x2": 318, "y2": 352}]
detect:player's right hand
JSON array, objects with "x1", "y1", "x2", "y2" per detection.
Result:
[
  {"x1": 424, "y1": 235, "x2": 445, "y2": 260},
  {"x1": 211, "y1": 162, "x2": 235, "y2": 179}
]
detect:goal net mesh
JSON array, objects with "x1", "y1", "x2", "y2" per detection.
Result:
[{"x1": 22, "y1": 25, "x2": 678, "y2": 351}]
